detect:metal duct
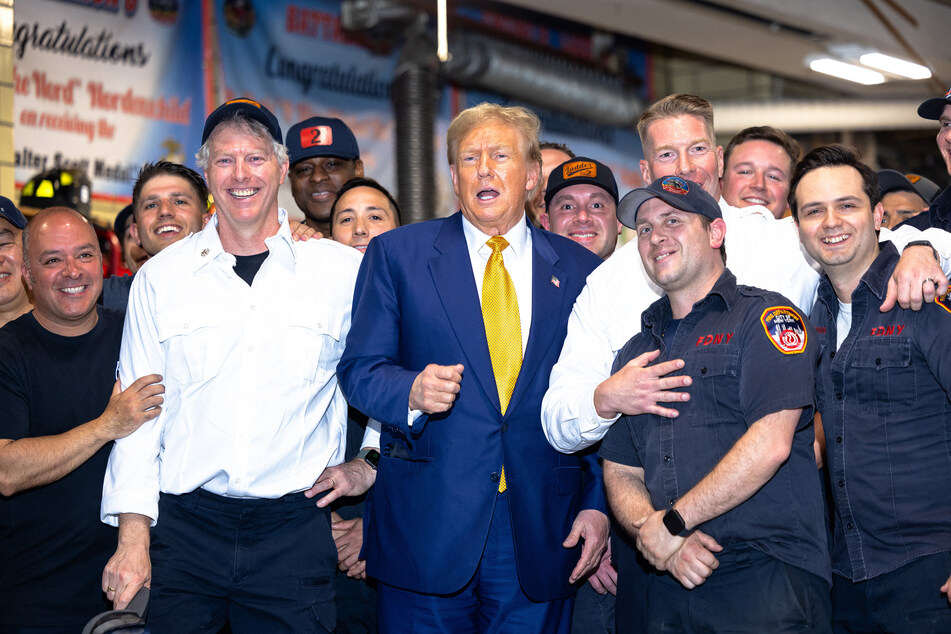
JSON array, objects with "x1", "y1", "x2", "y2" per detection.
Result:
[
  {"x1": 392, "y1": 32, "x2": 440, "y2": 224},
  {"x1": 443, "y1": 33, "x2": 642, "y2": 127}
]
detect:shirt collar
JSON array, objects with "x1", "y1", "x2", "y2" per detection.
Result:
[
  {"x1": 642, "y1": 268, "x2": 738, "y2": 332},
  {"x1": 816, "y1": 242, "x2": 897, "y2": 309},
  {"x1": 191, "y1": 208, "x2": 295, "y2": 271},
  {"x1": 460, "y1": 211, "x2": 531, "y2": 260}
]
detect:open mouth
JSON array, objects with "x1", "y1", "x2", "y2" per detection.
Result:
[
  {"x1": 822, "y1": 234, "x2": 850, "y2": 245},
  {"x1": 353, "y1": 244, "x2": 369, "y2": 253},
  {"x1": 477, "y1": 189, "x2": 499, "y2": 201},
  {"x1": 229, "y1": 188, "x2": 258, "y2": 199},
  {"x1": 59, "y1": 285, "x2": 88, "y2": 295},
  {"x1": 742, "y1": 196, "x2": 769, "y2": 206},
  {"x1": 155, "y1": 224, "x2": 183, "y2": 237}
]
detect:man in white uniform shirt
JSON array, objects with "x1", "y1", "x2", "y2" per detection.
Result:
[{"x1": 100, "y1": 98, "x2": 364, "y2": 633}]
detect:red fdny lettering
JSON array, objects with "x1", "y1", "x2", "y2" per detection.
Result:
[
  {"x1": 869, "y1": 325, "x2": 905, "y2": 337},
  {"x1": 695, "y1": 332, "x2": 734, "y2": 346}
]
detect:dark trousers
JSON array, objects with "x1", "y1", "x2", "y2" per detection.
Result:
[
  {"x1": 376, "y1": 493, "x2": 573, "y2": 633},
  {"x1": 147, "y1": 489, "x2": 337, "y2": 634},
  {"x1": 647, "y1": 545, "x2": 832, "y2": 633},
  {"x1": 833, "y1": 551, "x2": 951, "y2": 634}
]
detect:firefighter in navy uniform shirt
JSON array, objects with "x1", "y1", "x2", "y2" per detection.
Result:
[
  {"x1": 600, "y1": 176, "x2": 831, "y2": 633},
  {"x1": 790, "y1": 144, "x2": 951, "y2": 633}
]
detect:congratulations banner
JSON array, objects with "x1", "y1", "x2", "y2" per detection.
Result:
[
  {"x1": 215, "y1": 0, "x2": 399, "y2": 197},
  {"x1": 13, "y1": 0, "x2": 205, "y2": 200}
]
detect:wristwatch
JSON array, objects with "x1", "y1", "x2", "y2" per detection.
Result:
[
  {"x1": 906, "y1": 240, "x2": 939, "y2": 262},
  {"x1": 355, "y1": 448, "x2": 380, "y2": 470},
  {"x1": 662, "y1": 509, "x2": 690, "y2": 537}
]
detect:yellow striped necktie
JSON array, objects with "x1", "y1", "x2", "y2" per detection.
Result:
[{"x1": 482, "y1": 236, "x2": 522, "y2": 493}]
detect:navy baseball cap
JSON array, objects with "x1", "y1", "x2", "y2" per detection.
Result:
[
  {"x1": 544, "y1": 157, "x2": 619, "y2": 208},
  {"x1": 286, "y1": 117, "x2": 360, "y2": 165},
  {"x1": 918, "y1": 84, "x2": 951, "y2": 120},
  {"x1": 617, "y1": 176, "x2": 722, "y2": 229},
  {"x1": 202, "y1": 98, "x2": 282, "y2": 144},
  {"x1": 0, "y1": 196, "x2": 27, "y2": 229},
  {"x1": 878, "y1": 169, "x2": 941, "y2": 204}
]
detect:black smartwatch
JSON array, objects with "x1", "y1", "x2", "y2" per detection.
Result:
[
  {"x1": 662, "y1": 509, "x2": 690, "y2": 537},
  {"x1": 906, "y1": 240, "x2": 939, "y2": 262},
  {"x1": 355, "y1": 448, "x2": 380, "y2": 470}
]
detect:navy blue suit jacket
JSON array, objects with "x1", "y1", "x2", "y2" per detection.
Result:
[{"x1": 337, "y1": 212, "x2": 606, "y2": 601}]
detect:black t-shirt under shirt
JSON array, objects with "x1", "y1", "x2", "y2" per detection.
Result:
[
  {"x1": 0, "y1": 307, "x2": 124, "y2": 627},
  {"x1": 233, "y1": 251, "x2": 269, "y2": 286}
]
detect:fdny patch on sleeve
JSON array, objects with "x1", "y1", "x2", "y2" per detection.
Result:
[
  {"x1": 760, "y1": 306, "x2": 808, "y2": 354},
  {"x1": 936, "y1": 288, "x2": 951, "y2": 314}
]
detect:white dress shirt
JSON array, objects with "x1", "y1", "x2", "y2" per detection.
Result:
[
  {"x1": 461, "y1": 213, "x2": 533, "y2": 353},
  {"x1": 541, "y1": 200, "x2": 951, "y2": 453},
  {"x1": 101, "y1": 210, "x2": 363, "y2": 526}
]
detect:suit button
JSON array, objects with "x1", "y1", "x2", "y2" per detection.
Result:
[
  {"x1": 668, "y1": 498, "x2": 676, "y2": 507},
  {"x1": 846, "y1": 522, "x2": 854, "y2": 530},
  {"x1": 836, "y1": 437, "x2": 842, "y2": 444},
  {"x1": 835, "y1": 393, "x2": 843, "y2": 400},
  {"x1": 663, "y1": 455, "x2": 671, "y2": 462},
  {"x1": 501, "y1": 423, "x2": 509, "y2": 432},
  {"x1": 490, "y1": 472, "x2": 500, "y2": 482},
  {"x1": 837, "y1": 480, "x2": 845, "y2": 488},
  {"x1": 830, "y1": 351, "x2": 835, "y2": 359},
  {"x1": 700, "y1": 366, "x2": 707, "y2": 374},
  {"x1": 383, "y1": 445, "x2": 392, "y2": 457}
]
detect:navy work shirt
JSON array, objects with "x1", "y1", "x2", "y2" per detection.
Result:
[
  {"x1": 811, "y1": 241, "x2": 951, "y2": 581},
  {"x1": 601, "y1": 269, "x2": 830, "y2": 584}
]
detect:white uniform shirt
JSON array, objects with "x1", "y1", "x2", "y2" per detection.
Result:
[
  {"x1": 101, "y1": 210, "x2": 363, "y2": 525},
  {"x1": 541, "y1": 200, "x2": 951, "y2": 452}
]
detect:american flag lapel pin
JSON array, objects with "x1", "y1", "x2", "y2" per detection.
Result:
[{"x1": 551, "y1": 275, "x2": 560, "y2": 288}]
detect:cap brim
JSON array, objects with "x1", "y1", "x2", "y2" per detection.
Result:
[
  {"x1": 918, "y1": 97, "x2": 951, "y2": 120},
  {"x1": 617, "y1": 188, "x2": 717, "y2": 229}
]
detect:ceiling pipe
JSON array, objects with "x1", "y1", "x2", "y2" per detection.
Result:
[{"x1": 442, "y1": 32, "x2": 643, "y2": 127}]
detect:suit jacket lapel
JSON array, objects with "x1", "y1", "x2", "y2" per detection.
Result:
[
  {"x1": 429, "y1": 213, "x2": 501, "y2": 411},
  {"x1": 506, "y1": 225, "x2": 567, "y2": 417}
]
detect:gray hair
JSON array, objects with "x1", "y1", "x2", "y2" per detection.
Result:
[{"x1": 195, "y1": 114, "x2": 289, "y2": 170}]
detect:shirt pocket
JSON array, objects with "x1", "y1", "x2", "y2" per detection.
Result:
[
  {"x1": 284, "y1": 307, "x2": 345, "y2": 382},
  {"x1": 691, "y1": 347, "x2": 740, "y2": 426},
  {"x1": 850, "y1": 338, "x2": 913, "y2": 414},
  {"x1": 156, "y1": 306, "x2": 226, "y2": 385}
]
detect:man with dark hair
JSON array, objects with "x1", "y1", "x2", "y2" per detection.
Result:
[
  {"x1": 101, "y1": 162, "x2": 208, "y2": 311},
  {"x1": 722, "y1": 125, "x2": 800, "y2": 219},
  {"x1": 286, "y1": 116, "x2": 365, "y2": 237},
  {"x1": 540, "y1": 156, "x2": 623, "y2": 260},
  {"x1": 602, "y1": 175, "x2": 830, "y2": 632},
  {"x1": 526, "y1": 141, "x2": 576, "y2": 225},
  {"x1": 791, "y1": 144, "x2": 951, "y2": 632},
  {"x1": 338, "y1": 102, "x2": 608, "y2": 632},
  {"x1": 113, "y1": 204, "x2": 149, "y2": 274},
  {"x1": 878, "y1": 169, "x2": 940, "y2": 229},
  {"x1": 0, "y1": 196, "x2": 31, "y2": 327},
  {"x1": 0, "y1": 207, "x2": 163, "y2": 632},
  {"x1": 101, "y1": 99, "x2": 366, "y2": 633},
  {"x1": 329, "y1": 177, "x2": 401, "y2": 254}
]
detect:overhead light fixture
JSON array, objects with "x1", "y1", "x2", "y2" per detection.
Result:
[
  {"x1": 859, "y1": 53, "x2": 931, "y2": 80},
  {"x1": 809, "y1": 58, "x2": 885, "y2": 85}
]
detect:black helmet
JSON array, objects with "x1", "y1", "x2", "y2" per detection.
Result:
[{"x1": 19, "y1": 168, "x2": 92, "y2": 218}]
